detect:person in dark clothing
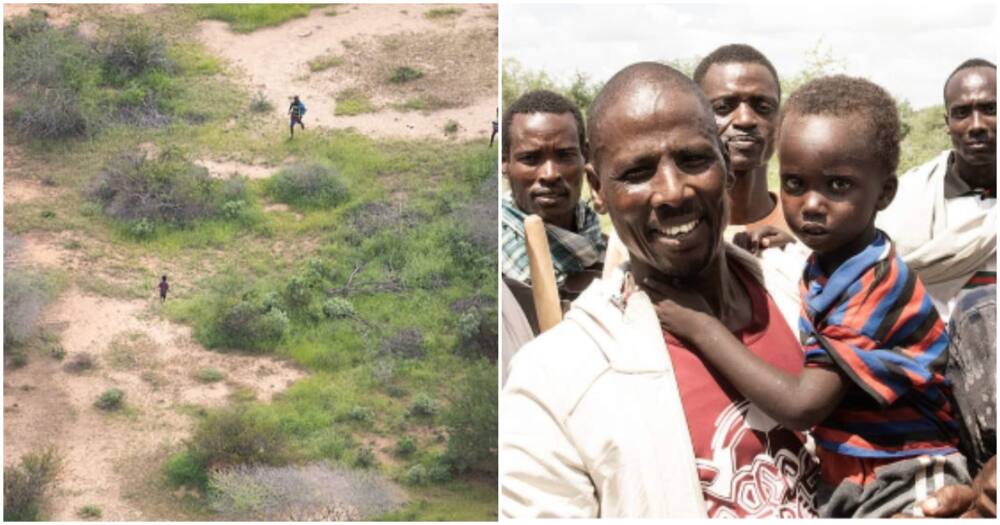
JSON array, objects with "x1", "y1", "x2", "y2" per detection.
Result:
[
  {"x1": 491, "y1": 107, "x2": 499, "y2": 147},
  {"x1": 289, "y1": 95, "x2": 306, "y2": 138},
  {"x1": 159, "y1": 275, "x2": 169, "y2": 302}
]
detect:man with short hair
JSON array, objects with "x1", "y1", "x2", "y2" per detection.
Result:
[
  {"x1": 501, "y1": 90, "x2": 606, "y2": 308},
  {"x1": 877, "y1": 58, "x2": 996, "y2": 321},
  {"x1": 694, "y1": 43, "x2": 788, "y2": 237},
  {"x1": 501, "y1": 63, "x2": 818, "y2": 518}
]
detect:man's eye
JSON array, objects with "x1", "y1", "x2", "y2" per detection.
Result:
[
  {"x1": 713, "y1": 101, "x2": 734, "y2": 115},
  {"x1": 754, "y1": 101, "x2": 775, "y2": 115},
  {"x1": 678, "y1": 155, "x2": 712, "y2": 171},
  {"x1": 557, "y1": 150, "x2": 580, "y2": 161},
  {"x1": 617, "y1": 166, "x2": 654, "y2": 182},
  {"x1": 517, "y1": 153, "x2": 540, "y2": 165},
  {"x1": 830, "y1": 178, "x2": 852, "y2": 192},
  {"x1": 983, "y1": 103, "x2": 997, "y2": 116},
  {"x1": 951, "y1": 107, "x2": 971, "y2": 119}
]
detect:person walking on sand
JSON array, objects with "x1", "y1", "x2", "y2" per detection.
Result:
[
  {"x1": 158, "y1": 275, "x2": 169, "y2": 302},
  {"x1": 289, "y1": 95, "x2": 307, "y2": 138}
]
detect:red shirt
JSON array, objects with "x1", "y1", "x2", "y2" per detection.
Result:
[{"x1": 664, "y1": 267, "x2": 819, "y2": 518}]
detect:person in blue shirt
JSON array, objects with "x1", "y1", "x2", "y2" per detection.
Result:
[{"x1": 289, "y1": 95, "x2": 307, "y2": 138}]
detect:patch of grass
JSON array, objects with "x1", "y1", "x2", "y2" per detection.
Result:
[
  {"x1": 307, "y1": 54, "x2": 344, "y2": 72},
  {"x1": 189, "y1": 4, "x2": 318, "y2": 33},
  {"x1": 95, "y1": 388, "x2": 125, "y2": 410},
  {"x1": 194, "y1": 367, "x2": 225, "y2": 383},
  {"x1": 63, "y1": 352, "x2": 95, "y2": 373},
  {"x1": 163, "y1": 450, "x2": 208, "y2": 491},
  {"x1": 265, "y1": 160, "x2": 350, "y2": 210},
  {"x1": 389, "y1": 66, "x2": 424, "y2": 84},
  {"x1": 106, "y1": 331, "x2": 158, "y2": 370},
  {"x1": 77, "y1": 505, "x2": 102, "y2": 519},
  {"x1": 424, "y1": 7, "x2": 464, "y2": 19},
  {"x1": 334, "y1": 89, "x2": 376, "y2": 116},
  {"x1": 392, "y1": 96, "x2": 454, "y2": 112},
  {"x1": 377, "y1": 478, "x2": 495, "y2": 521},
  {"x1": 443, "y1": 120, "x2": 460, "y2": 136}
]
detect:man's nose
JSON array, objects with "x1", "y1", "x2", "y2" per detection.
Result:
[
  {"x1": 538, "y1": 159, "x2": 560, "y2": 182},
  {"x1": 732, "y1": 102, "x2": 757, "y2": 130},
  {"x1": 969, "y1": 110, "x2": 990, "y2": 136},
  {"x1": 649, "y1": 164, "x2": 687, "y2": 209}
]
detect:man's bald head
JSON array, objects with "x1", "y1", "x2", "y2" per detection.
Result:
[{"x1": 587, "y1": 62, "x2": 718, "y2": 166}]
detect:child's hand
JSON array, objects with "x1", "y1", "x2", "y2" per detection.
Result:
[
  {"x1": 641, "y1": 277, "x2": 713, "y2": 340},
  {"x1": 733, "y1": 225, "x2": 795, "y2": 255}
]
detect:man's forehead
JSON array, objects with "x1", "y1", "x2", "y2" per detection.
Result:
[
  {"x1": 946, "y1": 67, "x2": 997, "y2": 104},
  {"x1": 511, "y1": 112, "x2": 578, "y2": 134},
  {"x1": 702, "y1": 62, "x2": 779, "y2": 97}
]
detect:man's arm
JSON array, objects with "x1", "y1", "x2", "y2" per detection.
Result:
[{"x1": 653, "y1": 292, "x2": 846, "y2": 431}]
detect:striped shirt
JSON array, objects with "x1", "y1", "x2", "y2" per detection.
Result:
[
  {"x1": 500, "y1": 192, "x2": 606, "y2": 287},
  {"x1": 799, "y1": 231, "x2": 960, "y2": 459}
]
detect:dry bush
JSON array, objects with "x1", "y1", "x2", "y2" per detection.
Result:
[
  {"x1": 379, "y1": 328, "x2": 424, "y2": 359},
  {"x1": 3, "y1": 447, "x2": 63, "y2": 521},
  {"x1": 208, "y1": 463, "x2": 404, "y2": 520}
]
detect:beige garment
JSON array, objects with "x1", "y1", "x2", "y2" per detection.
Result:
[
  {"x1": 501, "y1": 280, "x2": 534, "y2": 386},
  {"x1": 500, "y1": 245, "x2": 801, "y2": 518},
  {"x1": 876, "y1": 150, "x2": 996, "y2": 320}
]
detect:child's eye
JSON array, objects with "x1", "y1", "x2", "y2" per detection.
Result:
[
  {"x1": 781, "y1": 176, "x2": 804, "y2": 194},
  {"x1": 830, "y1": 178, "x2": 852, "y2": 192}
]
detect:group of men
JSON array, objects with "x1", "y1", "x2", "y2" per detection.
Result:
[{"x1": 499, "y1": 44, "x2": 996, "y2": 518}]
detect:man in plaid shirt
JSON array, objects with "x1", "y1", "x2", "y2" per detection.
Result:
[{"x1": 501, "y1": 90, "x2": 607, "y2": 312}]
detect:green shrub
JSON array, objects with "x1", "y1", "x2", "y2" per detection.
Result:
[
  {"x1": 191, "y1": 4, "x2": 316, "y2": 33},
  {"x1": 163, "y1": 450, "x2": 209, "y2": 490},
  {"x1": 266, "y1": 161, "x2": 349, "y2": 209},
  {"x1": 307, "y1": 54, "x2": 343, "y2": 72},
  {"x1": 127, "y1": 218, "x2": 156, "y2": 239},
  {"x1": 91, "y1": 150, "x2": 242, "y2": 227},
  {"x1": 347, "y1": 405, "x2": 375, "y2": 423},
  {"x1": 218, "y1": 300, "x2": 289, "y2": 352},
  {"x1": 98, "y1": 18, "x2": 171, "y2": 82},
  {"x1": 63, "y1": 352, "x2": 95, "y2": 373},
  {"x1": 428, "y1": 460, "x2": 453, "y2": 483},
  {"x1": 354, "y1": 447, "x2": 376, "y2": 469},
  {"x1": 12, "y1": 88, "x2": 97, "y2": 139},
  {"x1": 94, "y1": 388, "x2": 125, "y2": 410},
  {"x1": 381, "y1": 328, "x2": 425, "y2": 359},
  {"x1": 249, "y1": 91, "x2": 273, "y2": 113},
  {"x1": 3, "y1": 266, "x2": 55, "y2": 350},
  {"x1": 3, "y1": 447, "x2": 62, "y2": 521},
  {"x1": 409, "y1": 392, "x2": 437, "y2": 417},
  {"x1": 404, "y1": 464, "x2": 428, "y2": 485},
  {"x1": 443, "y1": 120, "x2": 460, "y2": 135},
  {"x1": 394, "y1": 436, "x2": 416, "y2": 457},
  {"x1": 188, "y1": 405, "x2": 288, "y2": 469},
  {"x1": 335, "y1": 89, "x2": 375, "y2": 116},
  {"x1": 454, "y1": 300, "x2": 497, "y2": 362},
  {"x1": 322, "y1": 297, "x2": 354, "y2": 319},
  {"x1": 194, "y1": 367, "x2": 224, "y2": 383},
  {"x1": 424, "y1": 7, "x2": 464, "y2": 19},
  {"x1": 77, "y1": 505, "x2": 102, "y2": 519},
  {"x1": 389, "y1": 66, "x2": 423, "y2": 84},
  {"x1": 444, "y1": 362, "x2": 497, "y2": 473}
]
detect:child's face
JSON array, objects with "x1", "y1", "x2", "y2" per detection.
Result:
[{"x1": 778, "y1": 113, "x2": 896, "y2": 267}]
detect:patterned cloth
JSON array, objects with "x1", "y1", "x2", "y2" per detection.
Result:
[
  {"x1": 799, "y1": 231, "x2": 960, "y2": 459},
  {"x1": 501, "y1": 192, "x2": 606, "y2": 286}
]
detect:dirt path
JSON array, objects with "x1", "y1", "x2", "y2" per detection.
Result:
[
  {"x1": 3, "y1": 235, "x2": 306, "y2": 520},
  {"x1": 196, "y1": 4, "x2": 497, "y2": 141}
]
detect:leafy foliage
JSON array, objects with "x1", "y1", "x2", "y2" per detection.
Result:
[
  {"x1": 3, "y1": 447, "x2": 63, "y2": 521},
  {"x1": 266, "y1": 161, "x2": 350, "y2": 209}
]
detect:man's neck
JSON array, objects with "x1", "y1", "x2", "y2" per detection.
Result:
[
  {"x1": 727, "y1": 165, "x2": 775, "y2": 225},
  {"x1": 955, "y1": 155, "x2": 997, "y2": 196},
  {"x1": 548, "y1": 209, "x2": 576, "y2": 231},
  {"x1": 633, "y1": 252, "x2": 751, "y2": 333}
]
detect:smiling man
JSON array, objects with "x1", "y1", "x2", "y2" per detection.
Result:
[
  {"x1": 501, "y1": 90, "x2": 607, "y2": 302},
  {"x1": 877, "y1": 58, "x2": 996, "y2": 321},
  {"x1": 501, "y1": 63, "x2": 818, "y2": 518}
]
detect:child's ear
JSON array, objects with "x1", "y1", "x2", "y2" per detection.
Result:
[
  {"x1": 585, "y1": 162, "x2": 606, "y2": 214},
  {"x1": 876, "y1": 176, "x2": 898, "y2": 211}
]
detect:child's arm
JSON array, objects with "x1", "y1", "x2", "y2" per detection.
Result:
[{"x1": 648, "y1": 281, "x2": 847, "y2": 431}]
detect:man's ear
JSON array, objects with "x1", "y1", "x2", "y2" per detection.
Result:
[
  {"x1": 877, "y1": 175, "x2": 898, "y2": 211},
  {"x1": 585, "y1": 162, "x2": 606, "y2": 214},
  {"x1": 501, "y1": 155, "x2": 509, "y2": 179}
]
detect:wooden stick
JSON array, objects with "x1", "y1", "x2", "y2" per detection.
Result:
[{"x1": 524, "y1": 215, "x2": 562, "y2": 332}]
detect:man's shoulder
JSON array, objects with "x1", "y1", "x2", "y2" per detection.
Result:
[{"x1": 505, "y1": 317, "x2": 612, "y2": 418}]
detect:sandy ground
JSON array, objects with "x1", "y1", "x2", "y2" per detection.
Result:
[{"x1": 196, "y1": 4, "x2": 497, "y2": 141}]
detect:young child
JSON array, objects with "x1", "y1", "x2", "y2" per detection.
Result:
[
  {"x1": 158, "y1": 275, "x2": 169, "y2": 302},
  {"x1": 653, "y1": 75, "x2": 969, "y2": 517}
]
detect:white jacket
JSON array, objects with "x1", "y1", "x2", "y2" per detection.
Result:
[{"x1": 500, "y1": 245, "x2": 804, "y2": 518}]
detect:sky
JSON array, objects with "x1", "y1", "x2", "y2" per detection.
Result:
[{"x1": 501, "y1": 1, "x2": 998, "y2": 109}]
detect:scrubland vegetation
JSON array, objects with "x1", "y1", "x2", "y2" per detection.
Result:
[{"x1": 4, "y1": 6, "x2": 496, "y2": 520}]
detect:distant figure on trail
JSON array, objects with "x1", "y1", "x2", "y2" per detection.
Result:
[
  {"x1": 158, "y1": 275, "x2": 169, "y2": 302},
  {"x1": 289, "y1": 95, "x2": 307, "y2": 138},
  {"x1": 490, "y1": 107, "x2": 499, "y2": 147}
]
